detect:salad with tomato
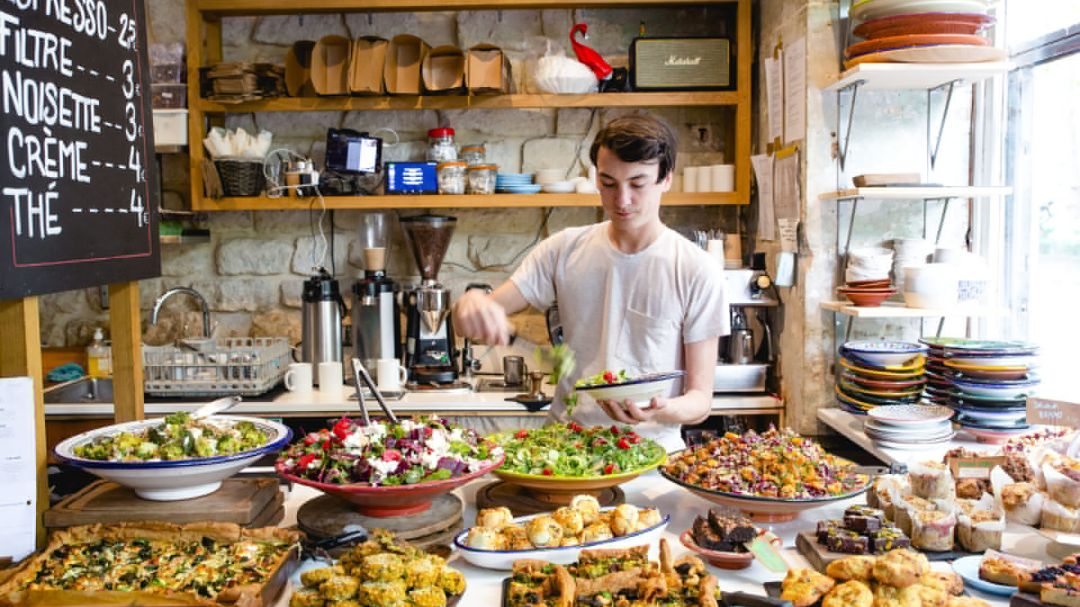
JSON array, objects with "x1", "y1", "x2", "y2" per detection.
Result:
[
  {"x1": 493, "y1": 423, "x2": 666, "y2": 478},
  {"x1": 277, "y1": 417, "x2": 501, "y2": 486},
  {"x1": 575, "y1": 369, "x2": 631, "y2": 387}
]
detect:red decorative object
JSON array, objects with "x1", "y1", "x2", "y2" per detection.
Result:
[{"x1": 570, "y1": 23, "x2": 612, "y2": 81}]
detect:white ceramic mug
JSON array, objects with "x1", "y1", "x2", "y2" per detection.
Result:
[
  {"x1": 284, "y1": 362, "x2": 313, "y2": 392},
  {"x1": 695, "y1": 165, "x2": 712, "y2": 193},
  {"x1": 711, "y1": 164, "x2": 735, "y2": 192},
  {"x1": 376, "y1": 358, "x2": 408, "y2": 392},
  {"x1": 317, "y1": 361, "x2": 343, "y2": 390},
  {"x1": 683, "y1": 167, "x2": 700, "y2": 193}
]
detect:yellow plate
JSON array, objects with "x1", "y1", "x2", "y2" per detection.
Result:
[
  {"x1": 839, "y1": 357, "x2": 926, "y2": 379},
  {"x1": 493, "y1": 452, "x2": 666, "y2": 484},
  {"x1": 943, "y1": 360, "x2": 1028, "y2": 372},
  {"x1": 838, "y1": 380, "x2": 923, "y2": 399}
]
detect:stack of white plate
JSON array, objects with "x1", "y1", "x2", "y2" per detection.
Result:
[{"x1": 863, "y1": 404, "x2": 955, "y2": 450}]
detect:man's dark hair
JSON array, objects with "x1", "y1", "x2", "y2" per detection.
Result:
[{"x1": 589, "y1": 113, "x2": 678, "y2": 183}]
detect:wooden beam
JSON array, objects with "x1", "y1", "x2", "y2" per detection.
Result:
[
  {"x1": 108, "y1": 282, "x2": 144, "y2": 423},
  {"x1": 734, "y1": 0, "x2": 752, "y2": 205},
  {"x1": 0, "y1": 297, "x2": 47, "y2": 547},
  {"x1": 196, "y1": 0, "x2": 736, "y2": 16}
]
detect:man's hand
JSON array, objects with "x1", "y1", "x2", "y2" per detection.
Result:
[
  {"x1": 452, "y1": 288, "x2": 514, "y2": 345},
  {"x1": 597, "y1": 397, "x2": 668, "y2": 425}
]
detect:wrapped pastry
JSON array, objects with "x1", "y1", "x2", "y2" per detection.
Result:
[
  {"x1": 466, "y1": 526, "x2": 506, "y2": 550},
  {"x1": 956, "y1": 496, "x2": 1005, "y2": 553},
  {"x1": 525, "y1": 515, "x2": 564, "y2": 547},
  {"x1": 580, "y1": 522, "x2": 613, "y2": 544},
  {"x1": 956, "y1": 478, "x2": 991, "y2": 500},
  {"x1": 1046, "y1": 460, "x2": 1080, "y2": 508},
  {"x1": 570, "y1": 495, "x2": 601, "y2": 525},
  {"x1": 911, "y1": 509, "x2": 957, "y2": 552},
  {"x1": 636, "y1": 507, "x2": 663, "y2": 531},
  {"x1": 476, "y1": 506, "x2": 514, "y2": 529},
  {"x1": 1042, "y1": 499, "x2": 1080, "y2": 533},
  {"x1": 992, "y1": 466, "x2": 1044, "y2": 526},
  {"x1": 551, "y1": 507, "x2": 584, "y2": 536},
  {"x1": 909, "y1": 460, "x2": 955, "y2": 500},
  {"x1": 501, "y1": 525, "x2": 532, "y2": 550},
  {"x1": 610, "y1": 503, "x2": 640, "y2": 536},
  {"x1": 895, "y1": 494, "x2": 938, "y2": 536}
]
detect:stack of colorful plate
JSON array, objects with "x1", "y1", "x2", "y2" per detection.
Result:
[
  {"x1": 496, "y1": 173, "x2": 541, "y2": 194},
  {"x1": 920, "y1": 337, "x2": 958, "y2": 405},
  {"x1": 939, "y1": 340, "x2": 1040, "y2": 442},
  {"x1": 835, "y1": 340, "x2": 928, "y2": 414},
  {"x1": 863, "y1": 404, "x2": 955, "y2": 449},
  {"x1": 845, "y1": 0, "x2": 1003, "y2": 68}
]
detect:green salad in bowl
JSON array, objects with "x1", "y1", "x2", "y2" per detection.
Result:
[
  {"x1": 73, "y1": 411, "x2": 269, "y2": 461},
  {"x1": 492, "y1": 422, "x2": 666, "y2": 479}
]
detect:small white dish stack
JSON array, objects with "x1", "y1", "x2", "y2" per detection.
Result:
[{"x1": 862, "y1": 404, "x2": 955, "y2": 449}]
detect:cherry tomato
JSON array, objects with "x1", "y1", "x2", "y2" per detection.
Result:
[
  {"x1": 515, "y1": 429, "x2": 530, "y2": 439},
  {"x1": 603, "y1": 370, "x2": 617, "y2": 383},
  {"x1": 610, "y1": 425, "x2": 620, "y2": 435},
  {"x1": 297, "y1": 453, "x2": 316, "y2": 469},
  {"x1": 603, "y1": 463, "x2": 617, "y2": 475},
  {"x1": 542, "y1": 468, "x2": 553, "y2": 476},
  {"x1": 617, "y1": 437, "x2": 632, "y2": 450}
]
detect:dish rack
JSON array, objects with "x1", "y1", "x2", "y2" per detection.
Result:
[{"x1": 143, "y1": 337, "x2": 289, "y2": 397}]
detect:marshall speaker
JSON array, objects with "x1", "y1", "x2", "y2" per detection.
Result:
[{"x1": 630, "y1": 37, "x2": 732, "y2": 91}]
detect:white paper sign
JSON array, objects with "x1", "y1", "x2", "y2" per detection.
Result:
[
  {"x1": 0, "y1": 377, "x2": 37, "y2": 561},
  {"x1": 751, "y1": 154, "x2": 776, "y2": 240},
  {"x1": 784, "y1": 37, "x2": 807, "y2": 144},
  {"x1": 764, "y1": 56, "x2": 784, "y2": 143},
  {"x1": 773, "y1": 152, "x2": 801, "y2": 222}
]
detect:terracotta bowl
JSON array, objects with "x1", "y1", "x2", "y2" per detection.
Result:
[
  {"x1": 275, "y1": 453, "x2": 504, "y2": 517},
  {"x1": 838, "y1": 287, "x2": 896, "y2": 307},
  {"x1": 846, "y1": 278, "x2": 892, "y2": 288},
  {"x1": 679, "y1": 530, "x2": 755, "y2": 570}
]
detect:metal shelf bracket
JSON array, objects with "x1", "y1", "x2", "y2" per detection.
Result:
[
  {"x1": 927, "y1": 79, "x2": 959, "y2": 172},
  {"x1": 836, "y1": 80, "x2": 863, "y2": 171}
]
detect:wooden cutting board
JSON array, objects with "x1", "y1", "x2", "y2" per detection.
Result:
[
  {"x1": 1011, "y1": 592, "x2": 1047, "y2": 607},
  {"x1": 796, "y1": 531, "x2": 974, "y2": 570},
  {"x1": 45, "y1": 478, "x2": 282, "y2": 528}
]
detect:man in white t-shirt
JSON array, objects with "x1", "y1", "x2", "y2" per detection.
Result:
[{"x1": 452, "y1": 113, "x2": 728, "y2": 450}]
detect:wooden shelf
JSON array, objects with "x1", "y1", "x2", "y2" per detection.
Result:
[
  {"x1": 196, "y1": 91, "x2": 740, "y2": 113},
  {"x1": 192, "y1": 191, "x2": 743, "y2": 211},
  {"x1": 824, "y1": 62, "x2": 1010, "y2": 92},
  {"x1": 196, "y1": 0, "x2": 736, "y2": 16},
  {"x1": 821, "y1": 301, "x2": 1004, "y2": 318},
  {"x1": 819, "y1": 186, "x2": 1012, "y2": 201}
]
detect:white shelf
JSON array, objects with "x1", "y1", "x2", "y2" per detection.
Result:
[
  {"x1": 824, "y1": 62, "x2": 1010, "y2": 92},
  {"x1": 819, "y1": 186, "x2": 1012, "y2": 201},
  {"x1": 821, "y1": 301, "x2": 1005, "y2": 318}
]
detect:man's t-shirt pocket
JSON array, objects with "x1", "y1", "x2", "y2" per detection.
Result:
[{"x1": 615, "y1": 307, "x2": 680, "y2": 372}]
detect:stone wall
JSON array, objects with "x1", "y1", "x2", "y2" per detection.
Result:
[{"x1": 38, "y1": 2, "x2": 743, "y2": 363}]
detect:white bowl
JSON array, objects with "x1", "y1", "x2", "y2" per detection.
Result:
[
  {"x1": 534, "y1": 56, "x2": 598, "y2": 94},
  {"x1": 534, "y1": 169, "x2": 567, "y2": 184},
  {"x1": 903, "y1": 291, "x2": 960, "y2": 309},
  {"x1": 453, "y1": 508, "x2": 670, "y2": 570},
  {"x1": 54, "y1": 416, "x2": 291, "y2": 501},
  {"x1": 842, "y1": 340, "x2": 927, "y2": 367},
  {"x1": 576, "y1": 371, "x2": 685, "y2": 405},
  {"x1": 903, "y1": 264, "x2": 959, "y2": 308},
  {"x1": 542, "y1": 181, "x2": 576, "y2": 193}
]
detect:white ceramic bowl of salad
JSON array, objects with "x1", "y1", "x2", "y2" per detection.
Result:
[
  {"x1": 575, "y1": 370, "x2": 686, "y2": 405},
  {"x1": 452, "y1": 508, "x2": 670, "y2": 570},
  {"x1": 55, "y1": 414, "x2": 291, "y2": 501}
]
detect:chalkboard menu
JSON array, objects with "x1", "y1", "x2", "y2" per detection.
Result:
[{"x1": 0, "y1": 0, "x2": 160, "y2": 300}]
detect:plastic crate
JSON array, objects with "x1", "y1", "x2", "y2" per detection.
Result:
[{"x1": 143, "y1": 337, "x2": 289, "y2": 397}]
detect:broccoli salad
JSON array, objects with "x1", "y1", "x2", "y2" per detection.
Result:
[
  {"x1": 277, "y1": 417, "x2": 501, "y2": 486},
  {"x1": 73, "y1": 412, "x2": 269, "y2": 461}
]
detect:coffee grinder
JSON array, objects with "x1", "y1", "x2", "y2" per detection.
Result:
[
  {"x1": 401, "y1": 214, "x2": 458, "y2": 385},
  {"x1": 352, "y1": 212, "x2": 401, "y2": 372}
]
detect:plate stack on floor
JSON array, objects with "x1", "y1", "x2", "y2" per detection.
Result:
[
  {"x1": 862, "y1": 404, "x2": 956, "y2": 449},
  {"x1": 835, "y1": 340, "x2": 929, "y2": 414},
  {"x1": 845, "y1": 0, "x2": 1003, "y2": 68},
  {"x1": 941, "y1": 339, "x2": 1040, "y2": 443}
]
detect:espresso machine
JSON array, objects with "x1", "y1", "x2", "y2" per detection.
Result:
[
  {"x1": 401, "y1": 214, "x2": 459, "y2": 385},
  {"x1": 352, "y1": 212, "x2": 401, "y2": 372},
  {"x1": 714, "y1": 265, "x2": 778, "y2": 393}
]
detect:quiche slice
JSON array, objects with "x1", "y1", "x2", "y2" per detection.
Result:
[{"x1": 781, "y1": 568, "x2": 836, "y2": 607}]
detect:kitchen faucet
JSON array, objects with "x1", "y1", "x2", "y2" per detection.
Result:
[{"x1": 151, "y1": 287, "x2": 212, "y2": 338}]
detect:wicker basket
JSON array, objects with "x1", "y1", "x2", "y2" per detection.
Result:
[{"x1": 214, "y1": 158, "x2": 266, "y2": 196}]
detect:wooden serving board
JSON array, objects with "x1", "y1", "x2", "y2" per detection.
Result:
[
  {"x1": 44, "y1": 478, "x2": 281, "y2": 528},
  {"x1": 298, "y1": 493, "x2": 463, "y2": 550},
  {"x1": 1011, "y1": 592, "x2": 1047, "y2": 607},
  {"x1": 476, "y1": 480, "x2": 625, "y2": 517},
  {"x1": 795, "y1": 531, "x2": 976, "y2": 570}
]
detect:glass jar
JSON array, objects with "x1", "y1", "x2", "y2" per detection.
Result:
[
  {"x1": 461, "y1": 145, "x2": 486, "y2": 166},
  {"x1": 427, "y1": 127, "x2": 457, "y2": 163},
  {"x1": 437, "y1": 161, "x2": 467, "y2": 194},
  {"x1": 467, "y1": 164, "x2": 498, "y2": 194}
]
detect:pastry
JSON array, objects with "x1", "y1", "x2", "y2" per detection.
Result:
[
  {"x1": 910, "y1": 460, "x2": 954, "y2": 500},
  {"x1": 476, "y1": 506, "x2": 514, "y2": 529},
  {"x1": 978, "y1": 552, "x2": 1042, "y2": 586},
  {"x1": 1044, "y1": 499, "x2": 1080, "y2": 533},
  {"x1": 826, "y1": 529, "x2": 870, "y2": 554},
  {"x1": 525, "y1": 515, "x2": 564, "y2": 547},
  {"x1": 871, "y1": 584, "x2": 920, "y2": 607},
  {"x1": 780, "y1": 568, "x2": 836, "y2": 607},
  {"x1": 869, "y1": 526, "x2": 911, "y2": 553},
  {"x1": 570, "y1": 495, "x2": 601, "y2": 525},
  {"x1": 552, "y1": 507, "x2": 585, "y2": 536},
  {"x1": 903, "y1": 584, "x2": 949, "y2": 607},
  {"x1": 872, "y1": 548, "x2": 929, "y2": 588},
  {"x1": 825, "y1": 555, "x2": 876, "y2": 582},
  {"x1": 822, "y1": 579, "x2": 873, "y2": 607},
  {"x1": 945, "y1": 598, "x2": 992, "y2": 607},
  {"x1": 922, "y1": 570, "x2": 964, "y2": 596},
  {"x1": 1041, "y1": 571, "x2": 1080, "y2": 607},
  {"x1": 1020, "y1": 564, "x2": 1080, "y2": 594},
  {"x1": 956, "y1": 478, "x2": 990, "y2": 499},
  {"x1": 895, "y1": 494, "x2": 937, "y2": 536},
  {"x1": 844, "y1": 505, "x2": 885, "y2": 532},
  {"x1": 817, "y1": 519, "x2": 843, "y2": 544},
  {"x1": 956, "y1": 508, "x2": 1004, "y2": 553},
  {"x1": 911, "y1": 510, "x2": 956, "y2": 552},
  {"x1": 1050, "y1": 459, "x2": 1080, "y2": 508},
  {"x1": 999, "y1": 481, "x2": 1044, "y2": 526}
]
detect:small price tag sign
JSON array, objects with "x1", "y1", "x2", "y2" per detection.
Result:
[
  {"x1": 1027, "y1": 398, "x2": 1080, "y2": 428},
  {"x1": 947, "y1": 456, "x2": 1006, "y2": 480}
]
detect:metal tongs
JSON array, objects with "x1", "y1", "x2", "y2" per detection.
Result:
[{"x1": 351, "y1": 357, "x2": 398, "y2": 424}]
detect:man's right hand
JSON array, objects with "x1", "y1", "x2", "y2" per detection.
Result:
[{"x1": 452, "y1": 288, "x2": 514, "y2": 345}]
